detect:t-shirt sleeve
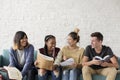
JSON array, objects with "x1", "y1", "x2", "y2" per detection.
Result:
[
  {"x1": 107, "y1": 47, "x2": 114, "y2": 58},
  {"x1": 84, "y1": 46, "x2": 90, "y2": 57}
]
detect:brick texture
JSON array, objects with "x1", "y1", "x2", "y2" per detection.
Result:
[{"x1": 0, "y1": 0, "x2": 120, "y2": 56}]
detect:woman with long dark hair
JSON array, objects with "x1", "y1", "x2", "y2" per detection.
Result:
[
  {"x1": 34, "y1": 35, "x2": 60, "y2": 80},
  {"x1": 9, "y1": 31, "x2": 37, "y2": 80}
]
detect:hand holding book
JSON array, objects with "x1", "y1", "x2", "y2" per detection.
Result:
[
  {"x1": 94, "y1": 55, "x2": 110, "y2": 62},
  {"x1": 100, "y1": 62, "x2": 109, "y2": 67},
  {"x1": 93, "y1": 55, "x2": 110, "y2": 65},
  {"x1": 92, "y1": 59, "x2": 102, "y2": 65},
  {"x1": 35, "y1": 52, "x2": 54, "y2": 70}
]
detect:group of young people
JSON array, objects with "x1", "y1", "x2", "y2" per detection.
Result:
[{"x1": 9, "y1": 28, "x2": 119, "y2": 80}]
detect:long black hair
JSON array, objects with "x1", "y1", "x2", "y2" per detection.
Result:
[
  {"x1": 44, "y1": 35, "x2": 55, "y2": 56},
  {"x1": 13, "y1": 31, "x2": 28, "y2": 49}
]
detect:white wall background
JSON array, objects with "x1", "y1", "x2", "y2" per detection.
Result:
[{"x1": 0, "y1": 0, "x2": 120, "y2": 56}]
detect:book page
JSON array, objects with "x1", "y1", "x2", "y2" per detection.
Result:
[
  {"x1": 3, "y1": 66, "x2": 22, "y2": 80},
  {"x1": 60, "y1": 58, "x2": 74, "y2": 66},
  {"x1": 94, "y1": 56, "x2": 103, "y2": 60},
  {"x1": 103, "y1": 55, "x2": 110, "y2": 60}
]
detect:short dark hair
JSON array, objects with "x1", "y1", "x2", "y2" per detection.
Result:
[
  {"x1": 68, "y1": 32, "x2": 80, "y2": 42},
  {"x1": 91, "y1": 32, "x2": 103, "y2": 41},
  {"x1": 14, "y1": 31, "x2": 28, "y2": 49}
]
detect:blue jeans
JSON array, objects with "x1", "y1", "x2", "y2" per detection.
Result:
[
  {"x1": 38, "y1": 70, "x2": 60, "y2": 80},
  {"x1": 62, "y1": 68, "x2": 79, "y2": 80}
]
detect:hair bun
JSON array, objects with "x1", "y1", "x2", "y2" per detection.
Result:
[{"x1": 74, "y1": 28, "x2": 80, "y2": 34}]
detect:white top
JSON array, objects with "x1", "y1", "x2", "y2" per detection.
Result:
[{"x1": 16, "y1": 49, "x2": 25, "y2": 66}]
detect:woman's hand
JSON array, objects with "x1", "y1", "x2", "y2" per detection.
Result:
[
  {"x1": 63, "y1": 55, "x2": 68, "y2": 61},
  {"x1": 34, "y1": 60, "x2": 38, "y2": 66},
  {"x1": 53, "y1": 64, "x2": 59, "y2": 70},
  {"x1": 69, "y1": 62, "x2": 77, "y2": 68},
  {"x1": 38, "y1": 69, "x2": 46, "y2": 76}
]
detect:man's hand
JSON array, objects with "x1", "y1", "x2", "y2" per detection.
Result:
[
  {"x1": 100, "y1": 62, "x2": 108, "y2": 67},
  {"x1": 92, "y1": 59, "x2": 101, "y2": 65}
]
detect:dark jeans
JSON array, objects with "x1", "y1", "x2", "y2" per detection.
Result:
[
  {"x1": 38, "y1": 66, "x2": 63, "y2": 80},
  {"x1": 25, "y1": 67, "x2": 38, "y2": 80},
  {"x1": 38, "y1": 70, "x2": 61, "y2": 80}
]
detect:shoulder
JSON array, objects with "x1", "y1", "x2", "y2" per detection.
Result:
[
  {"x1": 24, "y1": 44, "x2": 34, "y2": 51},
  {"x1": 61, "y1": 46, "x2": 68, "y2": 50},
  {"x1": 102, "y1": 45, "x2": 112, "y2": 51},
  {"x1": 86, "y1": 45, "x2": 92, "y2": 48},
  {"x1": 102, "y1": 45, "x2": 110, "y2": 48},
  {"x1": 9, "y1": 47, "x2": 15, "y2": 54},
  {"x1": 9, "y1": 47, "x2": 17, "y2": 57},
  {"x1": 78, "y1": 47, "x2": 84, "y2": 51},
  {"x1": 28, "y1": 44, "x2": 34, "y2": 49},
  {"x1": 39, "y1": 48, "x2": 44, "y2": 54},
  {"x1": 85, "y1": 45, "x2": 92, "y2": 50}
]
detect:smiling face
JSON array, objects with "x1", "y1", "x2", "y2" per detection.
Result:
[
  {"x1": 46, "y1": 38, "x2": 56, "y2": 50},
  {"x1": 67, "y1": 35, "x2": 77, "y2": 46},
  {"x1": 14, "y1": 31, "x2": 28, "y2": 50},
  {"x1": 91, "y1": 37, "x2": 102, "y2": 48},
  {"x1": 20, "y1": 35, "x2": 28, "y2": 47}
]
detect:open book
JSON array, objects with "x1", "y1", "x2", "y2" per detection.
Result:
[
  {"x1": 60, "y1": 58, "x2": 75, "y2": 66},
  {"x1": 94, "y1": 55, "x2": 110, "y2": 62},
  {"x1": 35, "y1": 52, "x2": 54, "y2": 70},
  {"x1": 3, "y1": 66, "x2": 22, "y2": 80}
]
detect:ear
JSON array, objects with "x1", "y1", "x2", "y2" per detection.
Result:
[
  {"x1": 74, "y1": 39, "x2": 78, "y2": 43},
  {"x1": 100, "y1": 40, "x2": 103, "y2": 44}
]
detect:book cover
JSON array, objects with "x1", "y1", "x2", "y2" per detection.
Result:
[{"x1": 36, "y1": 52, "x2": 54, "y2": 70}]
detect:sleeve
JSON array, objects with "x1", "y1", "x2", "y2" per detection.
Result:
[
  {"x1": 79, "y1": 48, "x2": 85, "y2": 64},
  {"x1": 84, "y1": 46, "x2": 90, "y2": 57},
  {"x1": 54, "y1": 50, "x2": 63, "y2": 65},
  {"x1": 9, "y1": 48, "x2": 16, "y2": 67},
  {"x1": 107, "y1": 47, "x2": 114, "y2": 58},
  {"x1": 21, "y1": 45, "x2": 34, "y2": 77},
  {"x1": 76, "y1": 48, "x2": 85, "y2": 69}
]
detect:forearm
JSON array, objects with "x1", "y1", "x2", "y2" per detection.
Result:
[
  {"x1": 82, "y1": 61, "x2": 94, "y2": 66},
  {"x1": 54, "y1": 51, "x2": 62, "y2": 65},
  {"x1": 105, "y1": 63, "x2": 119, "y2": 68}
]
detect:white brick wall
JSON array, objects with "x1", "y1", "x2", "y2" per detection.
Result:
[{"x1": 0, "y1": 0, "x2": 120, "y2": 56}]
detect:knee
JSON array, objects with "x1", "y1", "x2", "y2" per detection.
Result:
[
  {"x1": 108, "y1": 67, "x2": 117, "y2": 74},
  {"x1": 53, "y1": 70, "x2": 60, "y2": 78},
  {"x1": 70, "y1": 68, "x2": 77, "y2": 73},
  {"x1": 63, "y1": 70, "x2": 69, "y2": 75},
  {"x1": 82, "y1": 66, "x2": 91, "y2": 74}
]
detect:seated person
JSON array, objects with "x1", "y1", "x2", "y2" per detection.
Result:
[
  {"x1": 34, "y1": 35, "x2": 60, "y2": 80},
  {"x1": 9, "y1": 31, "x2": 37, "y2": 80},
  {"x1": 82, "y1": 32, "x2": 119, "y2": 80},
  {"x1": 54, "y1": 28, "x2": 84, "y2": 80}
]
